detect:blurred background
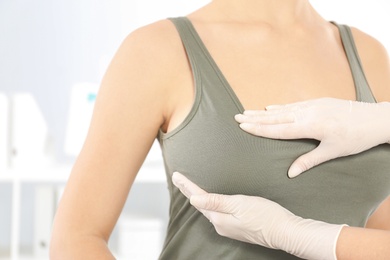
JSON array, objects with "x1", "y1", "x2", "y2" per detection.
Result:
[{"x1": 0, "y1": 0, "x2": 389, "y2": 259}]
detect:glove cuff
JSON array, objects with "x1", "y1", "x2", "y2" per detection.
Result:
[
  {"x1": 380, "y1": 102, "x2": 390, "y2": 144},
  {"x1": 281, "y1": 217, "x2": 347, "y2": 260}
]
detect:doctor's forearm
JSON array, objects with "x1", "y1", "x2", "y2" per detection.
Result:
[{"x1": 336, "y1": 226, "x2": 390, "y2": 260}]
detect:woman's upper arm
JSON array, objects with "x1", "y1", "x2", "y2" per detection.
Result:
[
  {"x1": 366, "y1": 196, "x2": 390, "y2": 230},
  {"x1": 51, "y1": 20, "x2": 180, "y2": 247}
]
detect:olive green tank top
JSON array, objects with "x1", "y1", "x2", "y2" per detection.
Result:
[{"x1": 157, "y1": 17, "x2": 390, "y2": 259}]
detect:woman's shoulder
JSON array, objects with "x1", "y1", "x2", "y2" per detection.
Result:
[
  {"x1": 349, "y1": 26, "x2": 388, "y2": 67},
  {"x1": 118, "y1": 18, "x2": 190, "y2": 87},
  {"x1": 107, "y1": 19, "x2": 193, "y2": 130},
  {"x1": 109, "y1": 18, "x2": 190, "y2": 96},
  {"x1": 349, "y1": 26, "x2": 390, "y2": 101},
  {"x1": 120, "y1": 19, "x2": 183, "y2": 64}
]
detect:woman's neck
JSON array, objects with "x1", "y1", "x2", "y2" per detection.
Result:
[{"x1": 209, "y1": 0, "x2": 318, "y2": 26}]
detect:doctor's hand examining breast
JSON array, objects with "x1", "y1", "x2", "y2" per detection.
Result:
[
  {"x1": 172, "y1": 172, "x2": 344, "y2": 260},
  {"x1": 172, "y1": 172, "x2": 390, "y2": 260},
  {"x1": 235, "y1": 98, "x2": 390, "y2": 178}
]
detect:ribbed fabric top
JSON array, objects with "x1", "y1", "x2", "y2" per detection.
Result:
[{"x1": 157, "y1": 17, "x2": 390, "y2": 259}]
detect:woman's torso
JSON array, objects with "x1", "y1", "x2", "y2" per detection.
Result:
[{"x1": 156, "y1": 14, "x2": 390, "y2": 260}]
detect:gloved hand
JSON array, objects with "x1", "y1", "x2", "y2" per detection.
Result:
[
  {"x1": 172, "y1": 172, "x2": 346, "y2": 260},
  {"x1": 235, "y1": 98, "x2": 390, "y2": 177}
]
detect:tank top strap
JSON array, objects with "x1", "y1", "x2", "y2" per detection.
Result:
[
  {"x1": 331, "y1": 22, "x2": 376, "y2": 103},
  {"x1": 168, "y1": 17, "x2": 206, "y2": 76},
  {"x1": 168, "y1": 17, "x2": 244, "y2": 113}
]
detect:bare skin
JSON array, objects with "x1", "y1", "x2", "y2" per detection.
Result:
[{"x1": 50, "y1": 0, "x2": 390, "y2": 258}]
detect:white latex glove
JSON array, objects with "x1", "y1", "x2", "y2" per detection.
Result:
[
  {"x1": 172, "y1": 172, "x2": 346, "y2": 260},
  {"x1": 235, "y1": 98, "x2": 390, "y2": 178}
]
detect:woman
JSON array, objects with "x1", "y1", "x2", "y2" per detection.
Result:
[{"x1": 50, "y1": 0, "x2": 390, "y2": 259}]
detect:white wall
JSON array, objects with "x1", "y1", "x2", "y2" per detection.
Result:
[
  {"x1": 311, "y1": 0, "x2": 390, "y2": 49},
  {"x1": 0, "y1": 0, "x2": 389, "y2": 256}
]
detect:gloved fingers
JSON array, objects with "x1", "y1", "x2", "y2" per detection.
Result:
[
  {"x1": 264, "y1": 100, "x2": 309, "y2": 111},
  {"x1": 264, "y1": 98, "x2": 341, "y2": 112},
  {"x1": 197, "y1": 208, "x2": 233, "y2": 225},
  {"x1": 198, "y1": 209, "x2": 246, "y2": 242},
  {"x1": 238, "y1": 122, "x2": 313, "y2": 140},
  {"x1": 190, "y1": 193, "x2": 240, "y2": 214},
  {"x1": 242, "y1": 100, "x2": 307, "y2": 115},
  {"x1": 172, "y1": 172, "x2": 207, "y2": 199},
  {"x1": 193, "y1": 201, "x2": 255, "y2": 245},
  {"x1": 171, "y1": 172, "x2": 220, "y2": 216},
  {"x1": 235, "y1": 112, "x2": 295, "y2": 125},
  {"x1": 288, "y1": 143, "x2": 339, "y2": 178},
  {"x1": 241, "y1": 109, "x2": 267, "y2": 116}
]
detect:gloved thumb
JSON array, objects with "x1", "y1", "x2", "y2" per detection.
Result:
[{"x1": 288, "y1": 143, "x2": 335, "y2": 178}]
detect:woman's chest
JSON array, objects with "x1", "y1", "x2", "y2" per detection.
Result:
[
  {"x1": 211, "y1": 46, "x2": 356, "y2": 109},
  {"x1": 199, "y1": 26, "x2": 357, "y2": 108}
]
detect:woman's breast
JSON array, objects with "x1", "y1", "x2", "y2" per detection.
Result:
[{"x1": 160, "y1": 111, "x2": 390, "y2": 226}]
